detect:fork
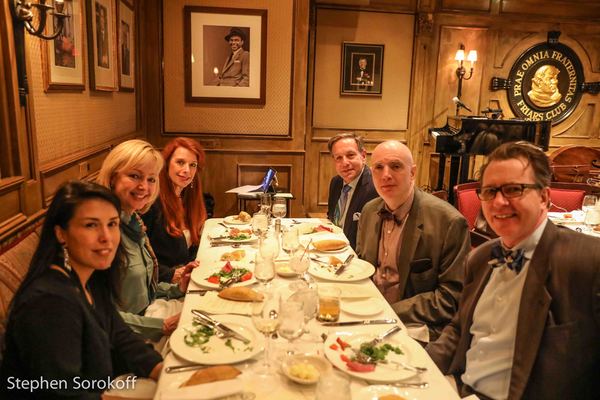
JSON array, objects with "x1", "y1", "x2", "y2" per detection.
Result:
[{"x1": 192, "y1": 318, "x2": 233, "y2": 339}]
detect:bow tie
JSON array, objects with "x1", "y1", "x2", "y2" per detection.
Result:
[
  {"x1": 488, "y1": 244, "x2": 525, "y2": 273},
  {"x1": 378, "y1": 208, "x2": 403, "y2": 226}
]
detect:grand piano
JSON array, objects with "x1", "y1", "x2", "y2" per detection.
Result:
[{"x1": 429, "y1": 116, "x2": 551, "y2": 202}]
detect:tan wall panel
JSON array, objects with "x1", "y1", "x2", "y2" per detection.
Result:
[
  {"x1": 500, "y1": 1, "x2": 600, "y2": 19},
  {"x1": 27, "y1": 1, "x2": 136, "y2": 165},
  {"x1": 162, "y1": 0, "x2": 293, "y2": 135},
  {"x1": 315, "y1": 0, "x2": 417, "y2": 12},
  {"x1": 312, "y1": 9, "x2": 414, "y2": 131},
  {"x1": 0, "y1": 190, "x2": 20, "y2": 225}
]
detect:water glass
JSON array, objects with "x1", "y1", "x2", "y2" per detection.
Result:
[
  {"x1": 259, "y1": 234, "x2": 280, "y2": 259},
  {"x1": 278, "y1": 300, "x2": 305, "y2": 353},
  {"x1": 255, "y1": 253, "x2": 275, "y2": 287},
  {"x1": 316, "y1": 286, "x2": 341, "y2": 322},
  {"x1": 260, "y1": 193, "x2": 272, "y2": 214},
  {"x1": 582, "y1": 195, "x2": 598, "y2": 212},
  {"x1": 584, "y1": 206, "x2": 600, "y2": 231},
  {"x1": 252, "y1": 212, "x2": 269, "y2": 237},
  {"x1": 282, "y1": 228, "x2": 300, "y2": 254},
  {"x1": 288, "y1": 287, "x2": 318, "y2": 332},
  {"x1": 271, "y1": 197, "x2": 287, "y2": 218},
  {"x1": 251, "y1": 289, "x2": 281, "y2": 376},
  {"x1": 315, "y1": 371, "x2": 351, "y2": 400}
]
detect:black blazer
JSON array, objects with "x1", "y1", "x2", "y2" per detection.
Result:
[
  {"x1": 142, "y1": 200, "x2": 198, "y2": 282},
  {"x1": 327, "y1": 167, "x2": 378, "y2": 250}
]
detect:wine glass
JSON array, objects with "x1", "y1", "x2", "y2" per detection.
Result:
[
  {"x1": 582, "y1": 195, "x2": 598, "y2": 213},
  {"x1": 260, "y1": 193, "x2": 272, "y2": 215},
  {"x1": 281, "y1": 228, "x2": 300, "y2": 254},
  {"x1": 289, "y1": 247, "x2": 311, "y2": 291},
  {"x1": 252, "y1": 212, "x2": 269, "y2": 237},
  {"x1": 251, "y1": 289, "x2": 281, "y2": 376},
  {"x1": 254, "y1": 253, "x2": 275, "y2": 288},
  {"x1": 259, "y1": 234, "x2": 280, "y2": 260},
  {"x1": 271, "y1": 197, "x2": 287, "y2": 219},
  {"x1": 584, "y1": 206, "x2": 600, "y2": 232},
  {"x1": 288, "y1": 287, "x2": 318, "y2": 333},
  {"x1": 277, "y1": 300, "x2": 305, "y2": 354}
]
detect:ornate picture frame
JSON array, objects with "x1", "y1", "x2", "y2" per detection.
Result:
[
  {"x1": 340, "y1": 42, "x2": 384, "y2": 96},
  {"x1": 86, "y1": 0, "x2": 118, "y2": 91},
  {"x1": 42, "y1": 0, "x2": 85, "y2": 91},
  {"x1": 184, "y1": 6, "x2": 267, "y2": 104},
  {"x1": 118, "y1": 0, "x2": 134, "y2": 91}
]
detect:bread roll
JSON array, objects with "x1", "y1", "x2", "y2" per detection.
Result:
[
  {"x1": 313, "y1": 239, "x2": 348, "y2": 252},
  {"x1": 218, "y1": 286, "x2": 264, "y2": 302},
  {"x1": 180, "y1": 365, "x2": 241, "y2": 387},
  {"x1": 378, "y1": 395, "x2": 406, "y2": 400},
  {"x1": 237, "y1": 211, "x2": 251, "y2": 222},
  {"x1": 220, "y1": 250, "x2": 246, "y2": 261}
]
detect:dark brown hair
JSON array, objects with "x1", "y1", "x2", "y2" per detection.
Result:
[{"x1": 327, "y1": 132, "x2": 365, "y2": 154}]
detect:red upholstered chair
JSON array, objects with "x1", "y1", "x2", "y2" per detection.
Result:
[
  {"x1": 549, "y1": 188, "x2": 586, "y2": 212},
  {"x1": 454, "y1": 182, "x2": 481, "y2": 230}
]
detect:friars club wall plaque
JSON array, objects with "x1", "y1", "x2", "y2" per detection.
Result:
[{"x1": 491, "y1": 31, "x2": 600, "y2": 125}]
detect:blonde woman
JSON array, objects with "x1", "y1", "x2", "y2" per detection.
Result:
[{"x1": 97, "y1": 139, "x2": 191, "y2": 342}]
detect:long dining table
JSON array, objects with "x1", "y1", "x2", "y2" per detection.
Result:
[{"x1": 153, "y1": 218, "x2": 461, "y2": 400}]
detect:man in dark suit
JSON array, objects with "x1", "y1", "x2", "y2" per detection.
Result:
[
  {"x1": 356, "y1": 140, "x2": 470, "y2": 340},
  {"x1": 326, "y1": 133, "x2": 378, "y2": 250},
  {"x1": 217, "y1": 27, "x2": 249, "y2": 87},
  {"x1": 427, "y1": 142, "x2": 600, "y2": 399}
]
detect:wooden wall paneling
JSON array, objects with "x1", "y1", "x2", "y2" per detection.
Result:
[
  {"x1": 315, "y1": 0, "x2": 417, "y2": 13},
  {"x1": 440, "y1": 0, "x2": 491, "y2": 13},
  {"x1": 500, "y1": 1, "x2": 600, "y2": 19}
]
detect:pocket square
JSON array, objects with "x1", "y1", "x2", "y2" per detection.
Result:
[
  {"x1": 353, "y1": 212, "x2": 361, "y2": 221},
  {"x1": 234, "y1": 60, "x2": 241, "y2": 63}
]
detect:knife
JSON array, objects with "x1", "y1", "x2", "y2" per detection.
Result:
[
  {"x1": 320, "y1": 318, "x2": 397, "y2": 327},
  {"x1": 310, "y1": 257, "x2": 328, "y2": 265},
  {"x1": 192, "y1": 310, "x2": 251, "y2": 344},
  {"x1": 335, "y1": 254, "x2": 354, "y2": 275}
]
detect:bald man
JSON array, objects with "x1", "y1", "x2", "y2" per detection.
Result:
[{"x1": 356, "y1": 141, "x2": 470, "y2": 340}]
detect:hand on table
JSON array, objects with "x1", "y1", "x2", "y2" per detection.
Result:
[{"x1": 176, "y1": 261, "x2": 198, "y2": 290}]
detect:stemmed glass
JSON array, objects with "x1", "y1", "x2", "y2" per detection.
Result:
[
  {"x1": 252, "y1": 212, "x2": 269, "y2": 238},
  {"x1": 289, "y1": 247, "x2": 311, "y2": 291},
  {"x1": 260, "y1": 193, "x2": 272, "y2": 215},
  {"x1": 277, "y1": 300, "x2": 305, "y2": 355},
  {"x1": 584, "y1": 206, "x2": 600, "y2": 232},
  {"x1": 259, "y1": 234, "x2": 280, "y2": 260},
  {"x1": 281, "y1": 227, "x2": 300, "y2": 255},
  {"x1": 582, "y1": 195, "x2": 598, "y2": 212},
  {"x1": 251, "y1": 289, "x2": 281, "y2": 376},
  {"x1": 271, "y1": 197, "x2": 287, "y2": 219},
  {"x1": 254, "y1": 253, "x2": 275, "y2": 288},
  {"x1": 288, "y1": 287, "x2": 318, "y2": 333}
]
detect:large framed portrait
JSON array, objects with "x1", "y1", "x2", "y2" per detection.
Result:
[
  {"x1": 118, "y1": 0, "x2": 134, "y2": 91},
  {"x1": 41, "y1": 0, "x2": 85, "y2": 91},
  {"x1": 340, "y1": 42, "x2": 384, "y2": 96},
  {"x1": 86, "y1": 0, "x2": 118, "y2": 91},
  {"x1": 184, "y1": 6, "x2": 267, "y2": 104}
]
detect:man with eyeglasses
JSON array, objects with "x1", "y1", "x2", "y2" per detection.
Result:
[
  {"x1": 427, "y1": 142, "x2": 600, "y2": 400},
  {"x1": 356, "y1": 140, "x2": 470, "y2": 342}
]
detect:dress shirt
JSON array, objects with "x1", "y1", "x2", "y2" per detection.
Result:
[
  {"x1": 373, "y1": 189, "x2": 415, "y2": 303},
  {"x1": 462, "y1": 219, "x2": 548, "y2": 399},
  {"x1": 338, "y1": 168, "x2": 364, "y2": 228}
]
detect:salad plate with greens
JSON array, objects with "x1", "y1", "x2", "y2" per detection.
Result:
[{"x1": 191, "y1": 261, "x2": 256, "y2": 288}]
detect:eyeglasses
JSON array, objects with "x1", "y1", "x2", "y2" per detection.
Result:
[{"x1": 476, "y1": 183, "x2": 541, "y2": 201}]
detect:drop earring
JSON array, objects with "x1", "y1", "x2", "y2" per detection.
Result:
[{"x1": 63, "y1": 246, "x2": 72, "y2": 271}]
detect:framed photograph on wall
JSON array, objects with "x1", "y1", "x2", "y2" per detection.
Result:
[
  {"x1": 340, "y1": 42, "x2": 384, "y2": 96},
  {"x1": 118, "y1": 0, "x2": 134, "y2": 91},
  {"x1": 86, "y1": 0, "x2": 118, "y2": 91},
  {"x1": 41, "y1": 0, "x2": 85, "y2": 91},
  {"x1": 184, "y1": 6, "x2": 267, "y2": 104}
]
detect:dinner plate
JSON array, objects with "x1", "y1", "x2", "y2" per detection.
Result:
[
  {"x1": 319, "y1": 283, "x2": 376, "y2": 299},
  {"x1": 191, "y1": 263, "x2": 256, "y2": 288},
  {"x1": 296, "y1": 222, "x2": 342, "y2": 236},
  {"x1": 170, "y1": 314, "x2": 263, "y2": 365},
  {"x1": 221, "y1": 234, "x2": 257, "y2": 243},
  {"x1": 355, "y1": 385, "x2": 419, "y2": 400},
  {"x1": 280, "y1": 354, "x2": 332, "y2": 385},
  {"x1": 341, "y1": 298, "x2": 384, "y2": 317},
  {"x1": 223, "y1": 215, "x2": 251, "y2": 225},
  {"x1": 324, "y1": 331, "x2": 416, "y2": 383},
  {"x1": 308, "y1": 258, "x2": 375, "y2": 282},
  {"x1": 547, "y1": 211, "x2": 583, "y2": 224}
]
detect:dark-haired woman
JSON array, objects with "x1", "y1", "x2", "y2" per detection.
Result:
[
  {"x1": 0, "y1": 181, "x2": 162, "y2": 398},
  {"x1": 142, "y1": 137, "x2": 207, "y2": 283}
]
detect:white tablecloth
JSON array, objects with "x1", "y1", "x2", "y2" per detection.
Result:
[{"x1": 153, "y1": 218, "x2": 460, "y2": 400}]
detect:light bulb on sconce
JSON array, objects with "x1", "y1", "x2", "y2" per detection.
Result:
[{"x1": 454, "y1": 44, "x2": 477, "y2": 115}]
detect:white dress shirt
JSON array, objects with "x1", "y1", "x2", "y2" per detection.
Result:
[
  {"x1": 338, "y1": 167, "x2": 364, "y2": 228},
  {"x1": 462, "y1": 219, "x2": 548, "y2": 399}
]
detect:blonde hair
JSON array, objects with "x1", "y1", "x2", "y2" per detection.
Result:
[{"x1": 97, "y1": 139, "x2": 164, "y2": 214}]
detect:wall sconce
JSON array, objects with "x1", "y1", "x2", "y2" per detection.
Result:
[
  {"x1": 455, "y1": 44, "x2": 477, "y2": 114},
  {"x1": 11, "y1": 0, "x2": 69, "y2": 40}
]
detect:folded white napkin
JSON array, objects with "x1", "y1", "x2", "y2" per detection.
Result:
[
  {"x1": 160, "y1": 377, "x2": 243, "y2": 400},
  {"x1": 404, "y1": 323, "x2": 430, "y2": 343}
]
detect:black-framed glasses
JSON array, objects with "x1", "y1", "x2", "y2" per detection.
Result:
[{"x1": 476, "y1": 183, "x2": 541, "y2": 201}]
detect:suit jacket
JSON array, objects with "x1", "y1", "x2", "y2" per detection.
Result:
[
  {"x1": 219, "y1": 50, "x2": 249, "y2": 87},
  {"x1": 327, "y1": 167, "x2": 378, "y2": 250},
  {"x1": 426, "y1": 222, "x2": 600, "y2": 400},
  {"x1": 356, "y1": 190, "x2": 470, "y2": 337}
]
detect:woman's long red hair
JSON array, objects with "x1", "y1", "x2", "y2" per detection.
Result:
[{"x1": 159, "y1": 137, "x2": 207, "y2": 246}]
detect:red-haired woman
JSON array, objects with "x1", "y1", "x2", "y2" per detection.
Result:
[{"x1": 142, "y1": 137, "x2": 207, "y2": 283}]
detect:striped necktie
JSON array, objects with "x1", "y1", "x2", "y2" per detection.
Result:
[{"x1": 334, "y1": 184, "x2": 352, "y2": 226}]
